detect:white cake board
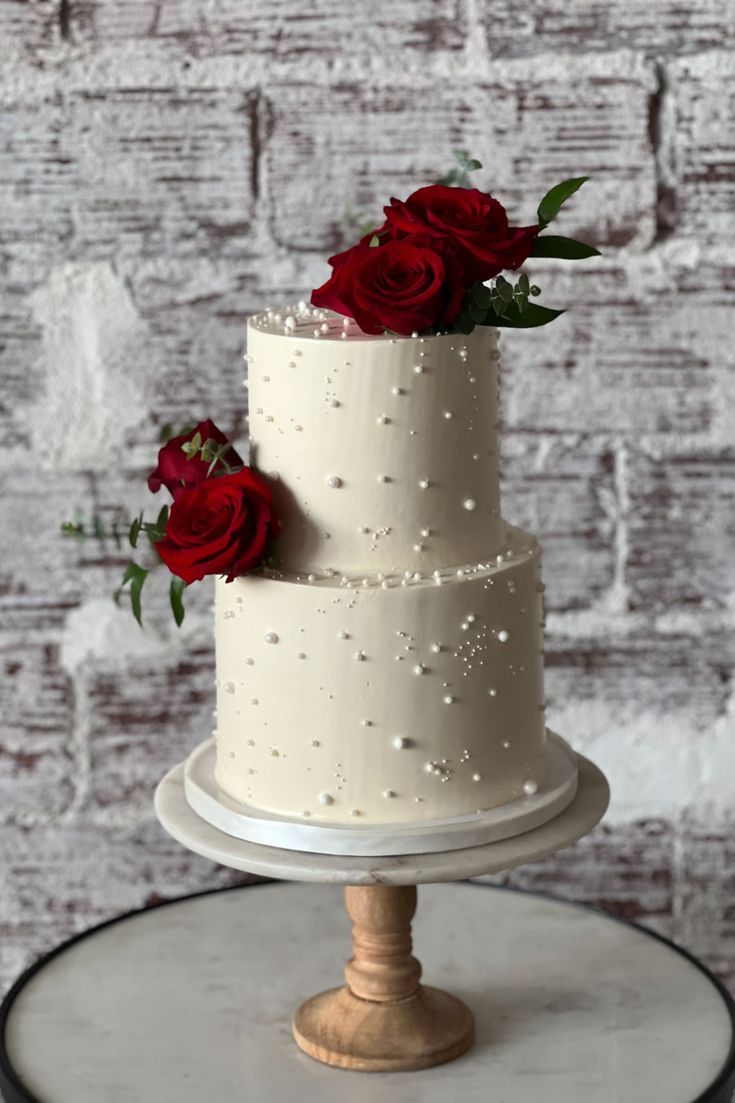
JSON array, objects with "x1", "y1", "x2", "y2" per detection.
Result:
[
  {"x1": 156, "y1": 751, "x2": 608, "y2": 884},
  {"x1": 2, "y1": 883, "x2": 734, "y2": 1103},
  {"x1": 183, "y1": 731, "x2": 578, "y2": 857}
]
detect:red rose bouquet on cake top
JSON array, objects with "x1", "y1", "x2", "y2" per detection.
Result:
[{"x1": 312, "y1": 154, "x2": 598, "y2": 337}]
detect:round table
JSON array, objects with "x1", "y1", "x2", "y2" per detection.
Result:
[{"x1": 1, "y1": 882, "x2": 733, "y2": 1103}]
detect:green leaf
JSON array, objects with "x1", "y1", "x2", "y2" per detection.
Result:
[
  {"x1": 129, "y1": 569, "x2": 148, "y2": 627},
  {"x1": 471, "y1": 283, "x2": 492, "y2": 308},
  {"x1": 537, "y1": 177, "x2": 589, "y2": 228},
  {"x1": 169, "y1": 576, "x2": 186, "y2": 627},
  {"x1": 514, "y1": 294, "x2": 528, "y2": 314},
  {"x1": 531, "y1": 234, "x2": 600, "y2": 260},
  {"x1": 159, "y1": 423, "x2": 175, "y2": 442},
  {"x1": 496, "y1": 279, "x2": 514, "y2": 303},
  {"x1": 120, "y1": 562, "x2": 149, "y2": 627},
  {"x1": 454, "y1": 308, "x2": 476, "y2": 335},
  {"x1": 469, "y1": 298, "x2": 487, "y2": 324},
  {"x1": 156, "y1": 504, "x2": 170, "y2": 531},
  {"x1": 491, "y1": 302, "x2": 565, "y2": 329},
  {"x1": 129, "y1": 514, "x2": 143, "y2": 549},
  {"x1": 368, "y1": 234, "x2": 380, "y2": 247},
  {"x1": 516, "y1": 272, "x2": 530, "y2": 295}
]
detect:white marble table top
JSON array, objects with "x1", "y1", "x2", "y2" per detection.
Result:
[
  {"x1": 2, "y1": 883, "x2": 733, "y2": 1103},
  {"x1": 155, "y1": 751, "x2": 609, "y2": 884}
]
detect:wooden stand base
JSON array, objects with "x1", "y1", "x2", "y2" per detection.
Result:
[{"x1": 292, "y1": 885, "x2": 475, "y2": 1071}]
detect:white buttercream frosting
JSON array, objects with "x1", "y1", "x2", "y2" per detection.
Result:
[
  {"x1": 212, "y1": 306, "x2": 551, "y2": 827},
  {"x1": 246, "y1": 306, "x2": 501, "y2": 575}
]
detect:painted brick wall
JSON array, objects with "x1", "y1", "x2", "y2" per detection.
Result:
[{"x1": 1, "y1": 0, "x2": 734, "y2": 998}]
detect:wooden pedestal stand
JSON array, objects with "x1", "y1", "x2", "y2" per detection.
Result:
[
  {"x1": 155, "y1": 751, "x2": 609, "y2": 1074},
  {"x1": 293, "y1": 884, "x2": 474, "y2": 1070}
]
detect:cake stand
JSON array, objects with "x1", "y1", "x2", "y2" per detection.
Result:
[{"x1": 155, "y1": 748, "x2": 610, "y2": 1072}]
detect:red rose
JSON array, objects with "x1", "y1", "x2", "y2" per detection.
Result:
[
  {"x1": 311, "y1": 237, "x2": 465, "y2": 336},
  {"x1": 384, "y1": 185, "x2": 538, "y2": 283},
  {"x1": 148, "y1": 419, "x2": 243, "y2": 500},
  {"x1": 154, "y1": 467, "x2": 278, "y2": 584}
]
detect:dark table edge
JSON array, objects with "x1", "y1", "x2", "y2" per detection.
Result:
[{"x1": 1, "y1": 880, "x2": 733, "y2": 1103}]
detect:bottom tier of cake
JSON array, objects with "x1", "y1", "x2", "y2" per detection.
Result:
[{"x1": 213, "y1": 525, "x2": 548, "y2": 825}]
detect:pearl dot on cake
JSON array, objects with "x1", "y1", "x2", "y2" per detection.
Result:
[
  {"x1": 383, "y1": 789, "x2": 396, "y2": 799},
  {"x1": 523, "y1": 779, "x2": 538, "y2": 796},
  {"x1": 419, "y1": 478, "x2": 430, "y2": 490},
  {"x1": 443, "y1": 411, "x2": 453, "y2": 419},
  {"x1": 472, "y1": 773, "x2": 482, "y2": 782},
  {"x1": 264, "y1": 632, "x2": 279, "y2": 644},
  {"x1": 488, "y1": 688, "x2": 498, "y2": 697},
  {"x1": 377, "y1": 414, "x2": 390, "y2": 425},
  {"x1": 393, "y1": 736, "x2": 409, "y2": 750},
  {"x1": 443, "y1": 695, "x2": 454, "y2": 705},
  {"x1": 223, "y1": 682, "x2": 235, "y2": 694},
  {"x1": 354, "y1": 650, "x2": 365, "y2": 661},
  {"x1": 413, "y1": 664, "x2": 427, "y2": 675},
  {"x1": 319, "y1": 793, "x2": 334, "y2": 806},
  {"x1": 325, "y1": 475, "x2": 342, "y2": 488},
  {"x1": 430, "y1": 642, "x2": 442, "y2": 653},
  {"x1": 497, "y1": 630, "x2": 510, "y2": 643},
  {"x1": 463, "y1": 498, "x2": 477, "y2": 511}
]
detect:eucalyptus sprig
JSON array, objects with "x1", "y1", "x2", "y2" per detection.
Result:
[
  {"x1": 181, "y1": 431, "x2": 235, "y2": 478},
  {"x1": 60, "y1": 511, "x2": 126, "y2": 548},
  {"x1": 437, "y1": 149, "x2": 483, "y2": 189}
]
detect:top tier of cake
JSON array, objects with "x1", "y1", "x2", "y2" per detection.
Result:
[{"x1": 247, "y1": 306, "x2": 502, "y2": 575}]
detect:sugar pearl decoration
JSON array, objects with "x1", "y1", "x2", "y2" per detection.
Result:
[
  {"x1": 488, "y1": 688, "x2": 498, "y2": 697},
  {"x1": 393, "y1": 736, "x2": 409, "y2": 750},
  {"x1": 472, "y1": 773, "x2": 482, "y2": 782},
  {"x1": 326, "y1": 475, "x2": 342, "y2": 488},
  {"x1": 430, "y1": 643, "x2": 442, "y2": 653},
  {"x1": 418, "y1": 478, "x2": 430, "y2": 490},
  {"x1": 319, "y1": 793, "x2": 334, "y2": 806},
  {"x1": 354, "y1": 650, "x2": 366, "y2": 661},
  {"x1": 377, "y1": 414, "x2": 389, "y2": 425},
  {"x1": 497, "y1": 630, "x2": 510, "y2": 643},
  {"x1": 443, "y1": 411, "x2": 453, "y2": 419},
  {"x1": 264, "y1": 632, "x2": 279, "y2": 644},
  {"x1": 523, "y1": 779, "x2": 539, "y2": 796},
  {"x1": 463, "y1": 498, "x2": 477, "y2": 511},
  {"x1": 443, "y1": 695, "x2": 454, "y2": 705},
  {"x1": 383, "y1": 789, "x2": 396, "y2": 799},
  {"x1": 223, "y1": 682, "x2": 235, "y2": 694},
  {"x1": 413, "y1": 664, "x2": 427, "y2": 675}
]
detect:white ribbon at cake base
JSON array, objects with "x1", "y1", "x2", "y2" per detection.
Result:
[{"x1": 183, "y1": 733, "x2": 578, "y2": 857}]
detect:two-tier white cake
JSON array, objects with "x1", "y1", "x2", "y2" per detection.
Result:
[{"x1": 210, "y1": 306, "x2": 572, "y2": 830}]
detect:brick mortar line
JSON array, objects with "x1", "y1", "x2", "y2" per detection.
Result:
[{"x1": 0, "y1": 44, "x2": 666, "y2": 99}]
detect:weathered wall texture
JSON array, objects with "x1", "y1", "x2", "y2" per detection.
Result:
[{"x1": 1, "y1": 1, "x2": 734, "y2": 993}]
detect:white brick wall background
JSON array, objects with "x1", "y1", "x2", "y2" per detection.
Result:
[{"x1": 1, "y1": 1, "x2": 734, "y2": 997}]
